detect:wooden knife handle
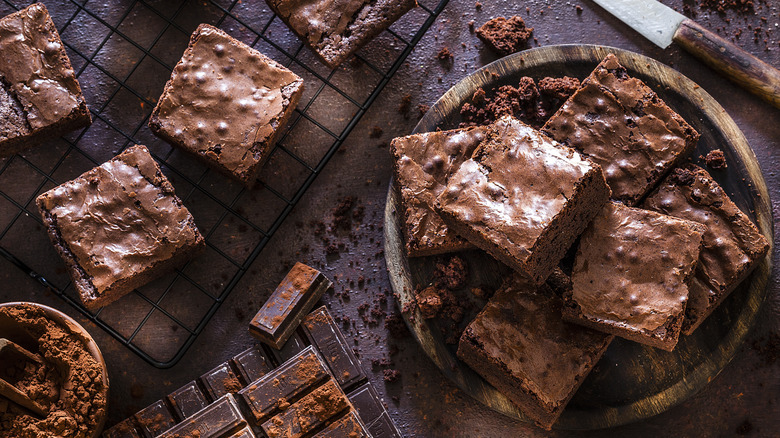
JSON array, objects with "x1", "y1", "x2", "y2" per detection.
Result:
[{"x1": 673, "y1": 19, "x2": 780, "y2": 109}]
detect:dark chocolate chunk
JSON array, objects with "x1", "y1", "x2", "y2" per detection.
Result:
[
  {"x1": 260, "y1": 380, "x2": 350, "y2": 438},
  {"x1": 133, "y1": 400, "x2": 176, "y2": 438},
  {"x1": 303, "y1": 306, "x2": 365, "y2": 390},
  {"x1": 347, "y1": 383, "x2": 385, "y2": 426},
  {"x1": 227, "y1": 426, "x2": 257, "y2": 438},
  {"x1": 366, "y1": 412, "x2": 402, "y2": 438},
  {"x1": 167, "y1": 381, "x2": 208, "y2": 420},
  {"x1": 157, "y1": 394, "x2": 247, "y2": 438},
  {"x1": 231, "y1": 347, "x2": 273, "y2": 385},
  {"x1": 102, "y1": 418, "x2": 142, "y2": 438},
  {"x1": 237, "y1": 346, "x2": 330, "y2": 424},
  {"x1": 199, "y1": 362, "x2": 243, "y2": 401},
  {"x1": 250, "y1": 262, "x2": 332, "y2": 349},
  {"x1": 312, "y1": 411, "x2": 369, "y2": 438},
  {"x1": 271, "y1": 331, "x2": 309, "y2": 365}
]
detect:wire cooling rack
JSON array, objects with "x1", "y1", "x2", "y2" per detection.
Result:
[{"x1": 0, "y1": 0, "x2": 448, "y2": 367}]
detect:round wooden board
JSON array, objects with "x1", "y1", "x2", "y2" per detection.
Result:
[{"x1": 383, "y1": 45, "x2": 773, "y2": 430}]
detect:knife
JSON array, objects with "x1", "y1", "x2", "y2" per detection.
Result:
[{"x1": 592, "y1": 0, "x2": 780, "y2": 108}]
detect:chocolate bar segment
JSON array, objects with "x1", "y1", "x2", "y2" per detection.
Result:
[
  {"x1": 270, "y1": 331, "x2": 308, "y2": 365},
  {"x1": 102, "y1": 418, "x2": 142, "y2": 438},
  {"x1": 238, "y1": 346, "x2": 330, "y2": 424},
  {"x1": 250, "y1": 262, "x2": 332, "y2": 348},
  {"x1": 303, "y1": 306, "x2": 365, "y2": 390},
  {"x1": 312, "y1": 411, "x2": 369, "y2": 438},
  {"x1": 133, "y1": 400, "x2": 176, "y2": 438},
  {"x1": 367, "y1": 412, "x2": 403, "y2": 438},
  {"x1": 228, "y1": 426, "x2": 257, "y2": 438},
  {"x1": 231, "y1": 347, "x2": 273, "y2": 385},
  {"x1": 167, "y1": 381, "x2": 208, "y2": 420},
  {"x1": 261, "y1": 380, "x2": 350, "y2": 438},
  {"x1": 347, "y1": 384, "x2": 402, "y2": 438},
  {"x1": 158, "y1": 394, "x2": 246, "y2": 438},
  {"x1": 199, "y1": 362, "x2": 243, "y2": 401}
]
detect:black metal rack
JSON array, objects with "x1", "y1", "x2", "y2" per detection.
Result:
[{"x1": 0, "y1": 0, "x2": 448, "y2": 368}]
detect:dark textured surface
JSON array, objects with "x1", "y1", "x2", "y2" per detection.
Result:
[{"x1": 0, "y1": 0, "x2": 778, "y2": 436}]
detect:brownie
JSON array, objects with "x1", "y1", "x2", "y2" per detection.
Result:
[
  {"x1": 390, "y1": 126, "x2": 488, "y2": 257},
  {"x1": 542, "y1": 54, "x2": 700, "y2": 205},
  {"x1": 36, "y1": 145, "x2": 204, "y2": 310},
  {"x1": 563, "y1": 202, "x2": 706, "y2": 351},
  {"x1": 476, "y1": 16, "x2": 534, "y2": 56},
  {"x1": 434, "y1": 115, "x2": 611, "y2": 284},
  {"x1": 0, "y1": 3, "x2": 91, "y2": 157},
  {"x1": 457, "y1": 274, "x2": 613, "y2": 430},
  {"x1": 266, "y1": 0, "x2": 417, "y2": 68},
  {"x1": 149, "y1": 24, "x2": 303, "y2": 186},
  {"x1": 643, "y1": 165, "x2": 769, "y2": 334}
]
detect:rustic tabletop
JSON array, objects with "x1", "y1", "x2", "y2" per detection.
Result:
[{"x1": 1, "y1": 0, "x2": 778, "y2": 437}]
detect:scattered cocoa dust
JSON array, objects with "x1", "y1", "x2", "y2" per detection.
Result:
[{"x1": 0, "y1": 304, "x2": 107, "y2": 438}]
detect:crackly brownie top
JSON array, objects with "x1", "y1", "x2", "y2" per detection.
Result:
[
  {"x1": 643, "y1": 165, "x2": 769, "y2": 296},
  {"x1": 0, "y1": 3, "x2": 83, "y2": 130},
  {"x1": 37, "y1": 145, "x2": 200, "y2": 295},
  {"x1": 154, "y1": 24, "x2": 301, "y2": 177},
  {"x1": 391, "y1": 126, "x2": 487, "y2": 253},
  {"x1": 542, "y1": 54, "x2": 698, "y2": 205},
  {"x1": 465, "y1": 274, "x2": 611, "y2": 406},
  {"x1": 572, "y1": 202, "x2": 705, "y2": 331},
  {"x1": 436, "y1": 116, "x2": 596, "y2": 261},
  {"x1": 268, "y1": 0, "x2": 371, "y2": 48}
]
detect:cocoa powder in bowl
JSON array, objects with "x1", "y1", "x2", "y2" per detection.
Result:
[{"x1": 0, "y1": 303, "x2": 108, "y2": 438}]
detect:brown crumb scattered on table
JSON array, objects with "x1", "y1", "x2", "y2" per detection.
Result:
[
  {"x1": 700, "y1": 0, "x2": 754, "y2": 14},
  {"x1": 476, "y1": 16, "x2": 534, "y2": 55},
  {"x1": 418, "y1": 104, "x2": 430, "y2": 118},
  {"x1": 383, "y1": 369, "x2": 401, "y2": 382},
  {"x1": 434, "y1": 256, "x2": 468, "y2": 290},
  {"x1": 398, "y1": 93, "x2": 412, "y2": 116},
  {"x1": 437, "y1": 47, "x2": 453, "y2": 62},
  {"x1": 369, "y1": 126, "x2": 383, "y2": 138}
]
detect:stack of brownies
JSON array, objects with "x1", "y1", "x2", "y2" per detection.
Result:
[{"x1": 390, "y1": 54, "x2": 769, "y2": 430}]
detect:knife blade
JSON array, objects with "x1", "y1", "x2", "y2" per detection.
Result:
[{"x1": 592, "y1": 0, "x2": 780, "y2": 108}]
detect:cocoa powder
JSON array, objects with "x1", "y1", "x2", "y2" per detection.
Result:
[{"x1": 0, "y1": 304, "x2": 106, "y2": 438}]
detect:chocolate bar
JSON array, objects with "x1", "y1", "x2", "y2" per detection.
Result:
[
  {"x1": 231, "y1": 347, "x2": 273, "y2": 385},
  {"x1": 237, "y1": 346, "x2": 330, "y2": 424},
  {"x1": 348, "y1": 383, "x2": 402, "y2": 438},
  {"x1": 303, "y1": 306, "x2": 365, "y2": 390},
  {"x1": 133, "y1": 400, "x2": 176, "y2": 438},
  {"x1": 199, "y1": 362, "x2": 242, "y2": 401},
  {"x1": 312, "y1": 411, "x2": 369, "y2": 437},
  {"x1": 250, "y1": 263, "x2": 332, "y2": 348},
  {"x1": 157, "y1": 394, "x2": 247, "y2": 438},
  {"x1": 167, "y1": 381, "x2": 208, "y2": 420},
  {"x1": 227, "y1": 426, "x2": 257, "y2": 438},
  {"x1": 260, "y1": 380, "x2": 350, "y2": 438}
]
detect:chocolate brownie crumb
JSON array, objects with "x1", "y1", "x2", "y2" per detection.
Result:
[
  {"x1": 470, "y1": 286, "x2": 492, "y2": 299},
  {"x1": 468, "y1": 20, "x2": 475, "y2": 32},
  {"x1": 575, "y1": 5, "x2": 583, "y2": 14},
  {"x1": 437, "y1": 47, "x2": 453, "y2": 62},
  {"x1": 418, "y1": 104, "x2": 430, "y2": 118},
  {"x1": 415, "y1": 286, "x2": 443, "y2": 319},
  {"x1": 383, "y1": 369, "x2": 401, "y2": 383},
  {"x1": 460, "y1": 76, "x2": 579, "y2": 128},
  {"x1": 369, "y1": 126, "x2": 383, "y2": 138},
  {"x1": 476, "y1": 16, "x2": 534, "y2": 56},
  {"x1": 704, "y1": 149, "x2": 727, "y2": 169},
  {"x1": 398, "y1": 94, "x2": 412, "y2": 115},
  {"x1": 385, "y1": 312, "x2": 410, "y2": 338},
  {"x1": 700, "y1": 0, "x2": 754, "y2": 14},
  {"x1": 434, "y1": 256, "x2": 468, "y2": 290}
]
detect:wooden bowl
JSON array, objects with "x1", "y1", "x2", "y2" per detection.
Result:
[
  {"x1": 383, "y1": 45, "x2": 773, "y2": 429},
  {"x1": 0, "y1": 302, "x2": 110, "y2": 438}
]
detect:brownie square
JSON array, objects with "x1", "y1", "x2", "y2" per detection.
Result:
[
  {"x1": 390, "y1": 126, "x2": 487, "y2": 257},
  {"x1": 0, "y1": 3, "x2": 91, "y2": 157},
  {"x1": 434, "y1": 115, "x2": 611, "y2": 284},
  {"x1": 643, "y1": 165, "x2": 769, "y2": 334},
  {"x1": 563, "y1": 202, "x2": 706, "y2": 351},
  {"x1": 149, "y1": 24, "x2": 303, "y2": 186},
  {"x1": 457, "y1": 273, "x2": 613, "y2": 430},
  {"x1": 542, "y1": 54, "x2": 699, "y2": 205},
  {"x1": 266, "y1": 0, "x2": 417, "y2": 68},
  {"x1": 36, "y1": 145, "x2": 204, "y2": 310}
]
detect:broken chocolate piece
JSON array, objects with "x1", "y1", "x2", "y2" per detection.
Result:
[{"x1": 250, "y1": 262, "x2": 332, "y2": 348}]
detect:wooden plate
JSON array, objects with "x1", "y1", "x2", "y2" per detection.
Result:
[{"x1": 383, "y1": 45, "x2": 773, "y2": 430}]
